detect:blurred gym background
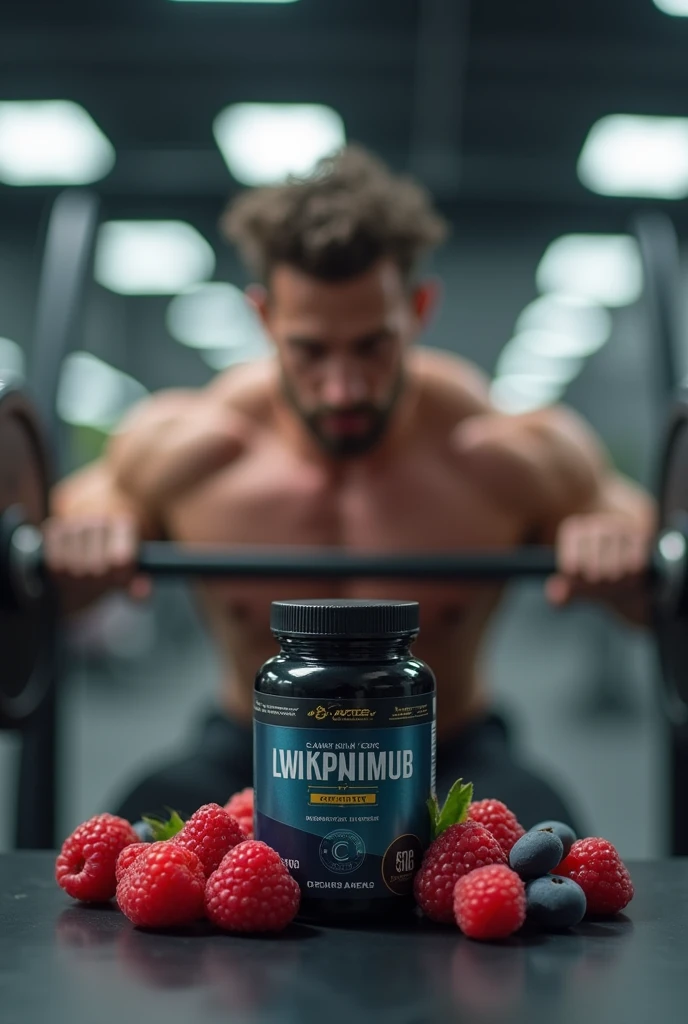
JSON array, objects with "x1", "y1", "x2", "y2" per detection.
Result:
[{"x1": 1, "y1": 0, "x2": 686, "y2": 856}]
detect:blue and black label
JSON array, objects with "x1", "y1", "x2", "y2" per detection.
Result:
[{"x1": 254, "y1": 692, "x2": 436, "y2": 899}]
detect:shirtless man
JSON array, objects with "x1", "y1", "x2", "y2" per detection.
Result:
[{"x1": 49, "y1": 147, "x2": 655, "y2": 828}]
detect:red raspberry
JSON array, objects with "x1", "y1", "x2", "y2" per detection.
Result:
[
  {"x1": 55, "y1": 813, "x2": 139, "y2": 902},
  {"x1": 116, "y1": 842, "x2": 206, "y2": 928},
  {"x1": 454, "y1": 864, "x2": 526, "y2": 940},
  {"x1": 224, "y1": 788, "x2": 254, "y2": 840},
  {"x1": 115, "y1": 842, "x2": 149, "y2": 884},
  {"x1": 172, "y1": 803, "x2": 246, "y2": 878},
  {"x1": 414, "y1": 821, "x2": 507, "y2": 924},
  {"x1": 205, "y1": 840, "x2": 301, "y2": 933},
  {"x1": 553, "y1": 838, "x2": 634, "y2": 916},
  {"x1": 468, "y1": 799, "x2": 525, "y2": 857}
]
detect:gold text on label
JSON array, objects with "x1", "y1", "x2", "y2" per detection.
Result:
[{"x1": 310, "y1": 793, "x2": 378, "y2": 805}]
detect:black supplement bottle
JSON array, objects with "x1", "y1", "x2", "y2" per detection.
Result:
[{"x1": 254, "y1": 599, "x2": 436, "y2": 922}]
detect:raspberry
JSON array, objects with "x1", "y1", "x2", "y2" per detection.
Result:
[
  {"x1": 205, "y1": 840, "x2": 301, "y2": 933},
  {"x1": 454, "y1": 864, "x2": 526, "y2": 940},
  {"x1": 414, "y1": 821, "x2": 507, "y2": 924},
  {"x1": 468, "y1": 800, "x2": 525, "y2": 857},
  {"x1": 224, "y1": 788, "x2": 254, "y2": 840},
  {"x1": 172, "y1": 803, "x2": 246, "y2": 878},
  {"x1": 553, "y1": 838, "x2": 634, "y2": 916},
  {"x1": 55, "y1": 813, "x2": 139, "y2": 902},
  {"x1": 116, "y1": 842, "x2": 206, "y2": 928},
  {"x1": 115, "y1": 842, "x2": 149, "y2": 884}
]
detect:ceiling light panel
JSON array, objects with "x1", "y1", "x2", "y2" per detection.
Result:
[
  {"x1": 214, "y1": 103, "x2": 346, "y2": 186},
  {"x1": 536, "y1": 234, "x2": 643, "y2": 308},
  {"x1": 95, "y1": 221, "x2": 216, "y2": 295},
  {"x1": 578, "y1": 114, "x2": 688, "y2": 199},
  {"x1": 0, "y1": 100, "x2": 115, "y2": 186}
]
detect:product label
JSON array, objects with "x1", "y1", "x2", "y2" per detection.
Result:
[{"x1": 254, "y1": 692, "x2": 436, "y2": 900}]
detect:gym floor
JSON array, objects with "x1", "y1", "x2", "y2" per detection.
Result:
[{"x1": 0, "y1": 579, "x2": 664, "y2": 858}]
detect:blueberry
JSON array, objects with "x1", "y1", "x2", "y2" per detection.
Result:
[
  {"x1": 530, "y1": 820, "x2": 576, "y2": 858},
  {"x1": 133, "y1": 820, "x2": 154, "y2": 842},
  {"x1": 526, "y1": 875, "x2": 587, "y2": 930},
  {"x1": 509, "y1": 829, "x2": 563, "y2": 879}
]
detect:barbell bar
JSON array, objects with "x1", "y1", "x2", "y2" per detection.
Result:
[
  {"x1": 1, "y1": 511, "x2": 686, "y2": 597},
  {"x1": 3, "y1": 378, "x2": 688, "y2": 731}
]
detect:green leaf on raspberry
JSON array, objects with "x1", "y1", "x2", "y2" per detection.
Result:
[
  {"x1": 430, "y1": 779, "x2": 474, "y2": 840},
  {"x1": 141, "y1": 809, "x2": 185, "y2": 841}
]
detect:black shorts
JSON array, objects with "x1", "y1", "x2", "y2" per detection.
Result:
[{"x1": 112, "y1": 707, "x2": 584, "y2": 835}]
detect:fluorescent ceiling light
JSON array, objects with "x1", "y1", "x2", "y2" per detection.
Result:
[
  {"x1": 166, "y1": 282, "x2": 270, "y2": 353},
  {"x1": 578, "y1": 114, "x2": 688, "y2": 199},
  {"x1": 0, "y1": 337, "x2": 25, "y2": 381},
  {"x1": 57, "y1": 352, "x2": 148, "y2": 432},
  {"x1": 495, "y1": 338, "x2": 582, "y2": 384},
  {"x1": 653, "y1": 0, "x2": 688, "y2": 14},
  {"x1": 0, "y1": 101, "x2": 114, "y2": 186},
  {"x1": 492, "y1": 294, "x2": 610, "y2": 414},
  {"x1": 516, "y1": 295, "x2": 612, "y2": 357},
  {"x1": 490, "y1": 375, "x2": 564, "y2": 415},
  {"x1": 536, "y1": 234, "x2": 643, "y2": 308},
  {"x1": 95, "y1": 221, "x2": 215, "y2": 295},
  {"x1": 507, "y1": 328, "x2": 600, "y2": 362},
  {"x1": 491, "y1": 333, "x2": 583, "y2": 414},
  {"x1": 214, "y1": 103, "x2": 346, "y2": 185}
]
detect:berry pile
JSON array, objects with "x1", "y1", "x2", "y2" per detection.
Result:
[
  {"x1": 55, "y1": 794, "x2": 299, "y2": 934},
  {"x1": 414, "y1": 779, "x2": 634, "y2": 940},
  {"x1": 55, "y1": 780, "x2": 633, "y2": 943}
]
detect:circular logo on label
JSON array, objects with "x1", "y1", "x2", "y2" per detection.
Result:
[
  {"x1": 381, "y1": 834, "x2": 424, "y2": 895},
  {"x1": 319, "y1": 830, "x2": 366, "y2": 875}
]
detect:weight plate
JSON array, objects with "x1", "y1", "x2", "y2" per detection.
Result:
[
  {"x1": 656, "y1": 388, "x2": 688, "y2": 722},
  {"x1": 0, "y1": 380, "x2": 55, "y2": 727}
]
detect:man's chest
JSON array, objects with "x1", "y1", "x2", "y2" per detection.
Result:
[
  {"x1": 163, "y1": 445, "x2": 526, "y2": 623},
  {"x1": 166, "y1": 444, "x2": 524, "y2": 554}
]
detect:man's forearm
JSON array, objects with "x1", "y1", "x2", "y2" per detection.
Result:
[
  {"x1": 53, "y1": 461, "x2": 130, "y2": 517},
  {"x1": 51, "y1": 461, "x2": 158, "y2": 538}
]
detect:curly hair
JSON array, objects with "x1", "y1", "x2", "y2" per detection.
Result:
[{"x1": 221, "y1": 145, "x2": 448, "y2": 283}]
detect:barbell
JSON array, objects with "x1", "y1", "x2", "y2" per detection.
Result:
[{"x1": 2, "y1": 378, "x2": 688, "y2": 728}]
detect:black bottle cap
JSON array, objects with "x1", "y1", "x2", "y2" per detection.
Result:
[{"x1": 270, "y1": 599, "x2": 419, "y2": 638}]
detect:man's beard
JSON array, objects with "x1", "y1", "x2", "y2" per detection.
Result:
[{"x1": 281, "y1": 369, "x2": 405, "y2": 457}]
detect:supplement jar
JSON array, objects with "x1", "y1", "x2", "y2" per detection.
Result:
[{"x1": 254, "y1": 599, "x2": 436, "y2": 921}]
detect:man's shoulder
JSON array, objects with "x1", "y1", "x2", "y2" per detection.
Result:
[
  {"x1": 411, "y1": 347, "x2": 492, "y2": 426},
  {"x1": 450, "y1": 404, "x2": 604, "y2": 523},
  {"x1": 108, "y1": 365, "x2": 278, "y2": 507},
  {"x1": 208, "y1": 358, "x2": 278, "y2": 425},
  {"x1": 120, "y1": 360, "x2": 277, "y2": 443}
]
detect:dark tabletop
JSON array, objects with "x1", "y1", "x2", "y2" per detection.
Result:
[{"x1": 1, "y1": 853, "x2": 686, "y2": 1024}]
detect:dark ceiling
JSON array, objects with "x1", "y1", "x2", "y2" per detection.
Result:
[{"x1": 1, "y1": 0, "x2": 688, "y2": 226}]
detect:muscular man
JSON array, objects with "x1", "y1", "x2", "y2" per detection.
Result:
[{"x1": 49, "y1": 147, "x2": 655, "y2": 828}]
